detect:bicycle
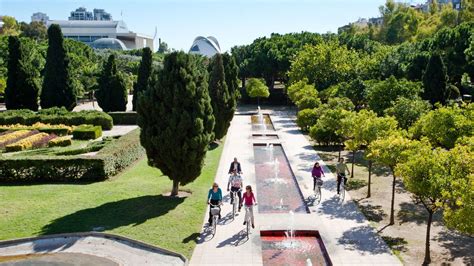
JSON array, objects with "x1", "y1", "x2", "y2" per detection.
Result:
[
  {"x1": 337, "y1": 174, "x2": 346, "y2": 202},
  {"x1": 209, "y1": 203, "x2": 221, "y2": 236},
  {"x1": 230, "y1": 189, "x2": 241, "y2": 219},
  {"x1": 244, "y1": 204, "x2": 256, "y2": 239},
  {"x1": 313, "y1": 178, "x2": 323, "y2": 204}
]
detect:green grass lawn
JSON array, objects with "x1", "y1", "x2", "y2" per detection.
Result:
[{"x1": 0, "y1": 142, "x2": 224, "y2": 259}]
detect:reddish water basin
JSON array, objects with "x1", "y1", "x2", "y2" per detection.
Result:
[{"x1": 260, "y1": 230, "x2": 332, "y2": 266}]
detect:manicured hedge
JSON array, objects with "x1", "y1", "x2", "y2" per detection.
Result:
[
  {"x1": 108, "y1": 111, "x2": 137, "y2": 125},
  {"x1": 0, "y1": 123, "x2": 72, "y2": 136},
  {"x1": 0, "y1": 107, "x2": 113, "y2": 130},
  {"x1": 73, "y1": 125, "x2": 102, "y2": 140},
  {"x1": 48, "y1": 136, "x2": 72, "y2": 147},
  {"x1": 0, "y1": 129, "x2": 144, "y2": 182},
  {"x1": 56, "y1": 137, "x2": 115, "y2": 155}
]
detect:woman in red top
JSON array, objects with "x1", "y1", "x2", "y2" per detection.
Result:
[
  {"x1": 311, "y1": 162, "x2": 325, "y2": 190},
  {"x1": 242, "y1": 185, "x2": 257, "y2": 228}
]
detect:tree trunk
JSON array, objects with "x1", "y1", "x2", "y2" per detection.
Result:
[
  {"x1": 338, "y1": 145, "x2": 342, "y2": 160},
  {"x1": 423, "y1": 209, "x2": 433, "y2": 265},
  {"x1": 351, "y1": 150, "x2": 355, "y2": 178},
  {"x1": 367, "y1": 160, "x2": 372, "y2": 198},
  {"x1": 171, "y1": 180, "x2": 179, "y2": 197},
  {"x1": 389, "y1": 168, "x2": 396, "y2": 225}
]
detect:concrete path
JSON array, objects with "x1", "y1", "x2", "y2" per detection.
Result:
[{"x1": 190, "y1": 106, "x2": 401, "y2": 266}]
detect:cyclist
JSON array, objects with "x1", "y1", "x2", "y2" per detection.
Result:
[
  {"x1": 227, "y1": 170, "x2": 243, "y2": 211},
  {"x1": 336, "y1": 158, "x2": 350, "y2": 195},
  {"x1": 228, "y1": 157, "x2": 242, "y2": 174},
  {"x1": 207, "y1": 182, "x2": 222, "y2": 224},
  {"x1": 311, "y1": 162, "x2": 325, "y2": 190},
  {"x1": 242, "y1": 185, "x2": 257, "y2": 228}
]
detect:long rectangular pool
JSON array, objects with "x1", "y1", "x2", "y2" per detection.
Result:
[{"x1": 253, "y1": 144, "x2": 308, "y2": 213}]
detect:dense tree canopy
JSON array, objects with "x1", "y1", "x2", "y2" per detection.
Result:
[
  {"x1": 133, "y1": 47, "x2": 153, "y2": 111},
  {"x1": 137, "y1": 52, "x2": 215, "y2": 196},
  {"x1": 95, "y1": 54, "x2": 128, "y2": 112}
]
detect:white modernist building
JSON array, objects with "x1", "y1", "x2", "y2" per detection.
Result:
[
  {"x1": 46, "y1": 20, "x2": 153, "y2": 50},
  {"x1": 189, "y1": 36, "x2": 221, "y2": 57}
]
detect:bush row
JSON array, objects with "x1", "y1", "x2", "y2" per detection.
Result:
[
  {"x1": 0, "y1": 129, "x2": 144, "y2": 182},
  {"x1": 73, "y1": 125, "x2": 103, "y2": 140},
  {"x1": 48, "y1": 136, "x2": 72, "y2": 147},
  {"x1": 56, "y1": 137, "x2": 115, "y2": 156},
  {"x1": 0, "y1": 123, "x2": 73, "y2": 136},
  {"x1": 0, "y1": 108, "x2": 113, "y2": 130},
  {"x1": 108, "y1": 112, "x2": 137, "y2": 125}
]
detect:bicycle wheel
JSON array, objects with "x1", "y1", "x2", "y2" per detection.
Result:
[
  {"x1": 232, "y1": 198, "x2": 237, "y2": 219},
  {"x1": 212, "y1": 216, "x2": 217, "y2": 236},
  {"x1": 340, "y1": 184, "x2": 345, "y2": 201},
  {"x1": 315, "y1": 186, "x2": 322, "y2": 203},
  {"x1": 246, "y1": 218, "x2": 250, "y2": 238}
]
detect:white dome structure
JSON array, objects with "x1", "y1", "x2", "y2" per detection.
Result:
[
  {"x1": 91, "y1": 38, "x2": 127, "y2": 50},
  {"x1": 189, "y1": 36, "x2": 221, "y2": 57}
]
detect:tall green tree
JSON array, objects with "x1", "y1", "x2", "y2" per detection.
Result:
[
  {"x1": 5, "y1": 36, "x2": 39, "y2": 111},
  {"x1": 246, "y1": 78, "x2": 269, "y2": 106},
  {"x1": 384, "y1": 97, "x2": 431, "y2": 129},
  {"x1": 422, "y1": 53, "x2": 448, "y2": 105},
  {"x1": 208, "y1": 53, "x2": 233, "y2": 140},
  {"x1": 222, "y1": 52, "x2": 239, "y2": 101},
  {"x1": 396, "y1": 143, "x2": 473, "y2": 264},
  {"x1": 137, "y1": 52, "x2": 215, "y2": 196},
  {"x1": 132, "y1": 47, "x2": 153, "y2": 111},
  {"x1": 19, "y1": 21, "x2": 47, "y2": 41},
  {"x1": 368, "y1": 134, "x2": 424, "y2": 225},
  {"x1": 95, "y1": 54, "x2": 128, "y2": 112},
  {"x1": 41, "y1": 24, "x2": 76, "y2": 110}
]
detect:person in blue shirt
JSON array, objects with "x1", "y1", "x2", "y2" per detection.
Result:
[{"x1": 207, "y1": 182, "x2": 222, "y2": 224}]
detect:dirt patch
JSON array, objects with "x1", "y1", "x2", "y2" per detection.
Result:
[{"x1": 311, "y1": 141, "x2": 474, "y2": 265}]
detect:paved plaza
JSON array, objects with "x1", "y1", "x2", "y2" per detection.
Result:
[{"x1": 189, "y1": 107, "x2": 401, "y2": 266}]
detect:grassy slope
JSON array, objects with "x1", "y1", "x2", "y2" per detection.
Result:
[{"x1": 0, "y1": 143, "x2": 223, "y2": 259}]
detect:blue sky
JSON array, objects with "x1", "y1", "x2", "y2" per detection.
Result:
[{"x1": 0, "y1": 0, "x2": 423, "y2": 51}]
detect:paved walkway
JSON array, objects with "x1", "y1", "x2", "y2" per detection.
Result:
[{"x1": 190, "y1": 107, "x2": 401, "y2": 266}]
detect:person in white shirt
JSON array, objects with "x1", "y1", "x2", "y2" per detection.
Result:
[{"x1": 227, "y1": 170, "x2": 243, "y2": 211}]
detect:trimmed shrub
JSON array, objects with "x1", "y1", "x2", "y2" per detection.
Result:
[
  {"x1": 108, "y1": 112, "x2": 137, "y2": 125},
  {"x1": 0, "y1": 130, "x2": 39, "y2": 149},
  {"x1": 5, "y1": 133, "x2": 55, "y2": 152},
  {"x1": 73, "y1": 125, "x2": 102, "y2": 140},
  {"x1": 48, "y1": 136, "x2": 72, "y2": 147},
  {"x1": 0, "y1": 129, "x2": 144, "y2": 182},
  {"x1": 0, "y1": 109, "x2": 113, "y2": 130},
  {"x1": 56, "y1": 137, "x2": 115, "y2": 155}
]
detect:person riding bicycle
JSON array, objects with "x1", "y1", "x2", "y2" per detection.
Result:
[
  {"x1": 227, "y1": 169, "x2": 243, "y2": 211},
  {"x1": 243, "y1": 185, "x2": 257, "y2": 229},
  {"x1": 311, "y1": 162, "x2": 325, "y2": 191},
  {"x1": 336, "y1": 158, "x2": 350, "y2": 195},
  {"x1": 228, "y1": 157, "x2": 243, "y2": 175},
  {"x1": 207, "y1": 182, "x2": 222, "y2": 224}
]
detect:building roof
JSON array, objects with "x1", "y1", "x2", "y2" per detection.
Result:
[
  {"x1": 91, "y1": 37, "x2": 127, "y2": 50},
  {"x1": 189, "y1": 36, "x2": 221, "y2": 57}
]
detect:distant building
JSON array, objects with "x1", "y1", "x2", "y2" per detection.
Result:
[
  {"x1": 47, "y1": 20, "x2": 153, "y2": 50},
  {"x1": 368, "y1": 17, "x2": 384, "y2": 26},
  {"x1": 93, "y1": 9, "x2": 112, "y2": 21},
  {"x1": 31, "y1": 12, "x2": 49, "y2": 24},
  {"x1": 353, "y1": 18, "x2": 368, "y2": 28},
  {"x1": 189, "y1": 36, "x2": 221, "y2": 57},
  {"x1": 69, "y1": 7, "x2": 94, "y2": 21}
]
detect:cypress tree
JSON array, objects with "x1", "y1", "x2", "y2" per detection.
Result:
[
  {"x1": 422, "y1": 53, "x2": 448, "y2": 105},
  {"x1": 137, "y1": 52, "x2": 215, "y2": 196},
  {"x1": 95, "y1": 54, "x2": 128, "y2": 112},
  {"x1": 5, "y1": 36, "x2": 39, "y2": 111},
  {"x1": 132, "y1": 47, "x2": 153, "y2": 111},
  {"x1": 209, "y1": 53, "x2": 233, "y2": 140},
  {"x1": 41, "y1": 24, "x2": 76, "y2": 110}
]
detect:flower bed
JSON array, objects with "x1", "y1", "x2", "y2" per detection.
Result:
[
  {"x1": 0, "y1": 130, "x2": 39, "y2": 149},
  {"x1": 5, "y1": 133, "x2": 57, "y2": 152}
]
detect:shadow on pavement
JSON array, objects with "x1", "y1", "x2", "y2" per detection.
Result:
[
  {"x1": 216, "y1": 229, "x2": 249, "y2": 248},
  {"x1": 338, "y1": 225, "x2": 391, "y2": 254}
]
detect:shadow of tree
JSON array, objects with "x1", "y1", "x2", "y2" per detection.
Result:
[
  {"x1": 434, "y1": 230, "x2": 474, "y2": 265},
  {"x1": 319, "y1": 195, "x2": 366, "y2": 223},
  {"x1": 355, "y1": 203, "x2": 387, "y2": 222},
  {"x1": 338, "y1": 225, "x2": 391, "y2": 254},
  {"x1": 182, "y1": 232, "x2": 201, "y2": 244},
  {"x1": 36, "y1": 195, "x2": 185, "y2": 252},
  {"x1": 381, "y1": 236, "x2": 408, "y2": 253},
  {"x1": 396, "y1": 202, "x2": 443, "y2": 225},
  {"x1": 346, "y1": 179, "x2": 368, "y2": 191}
]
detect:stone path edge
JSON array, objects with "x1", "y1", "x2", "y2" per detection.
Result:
[{"x1": 0, "y1": 232, "x2": 188, "y2": 264}]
